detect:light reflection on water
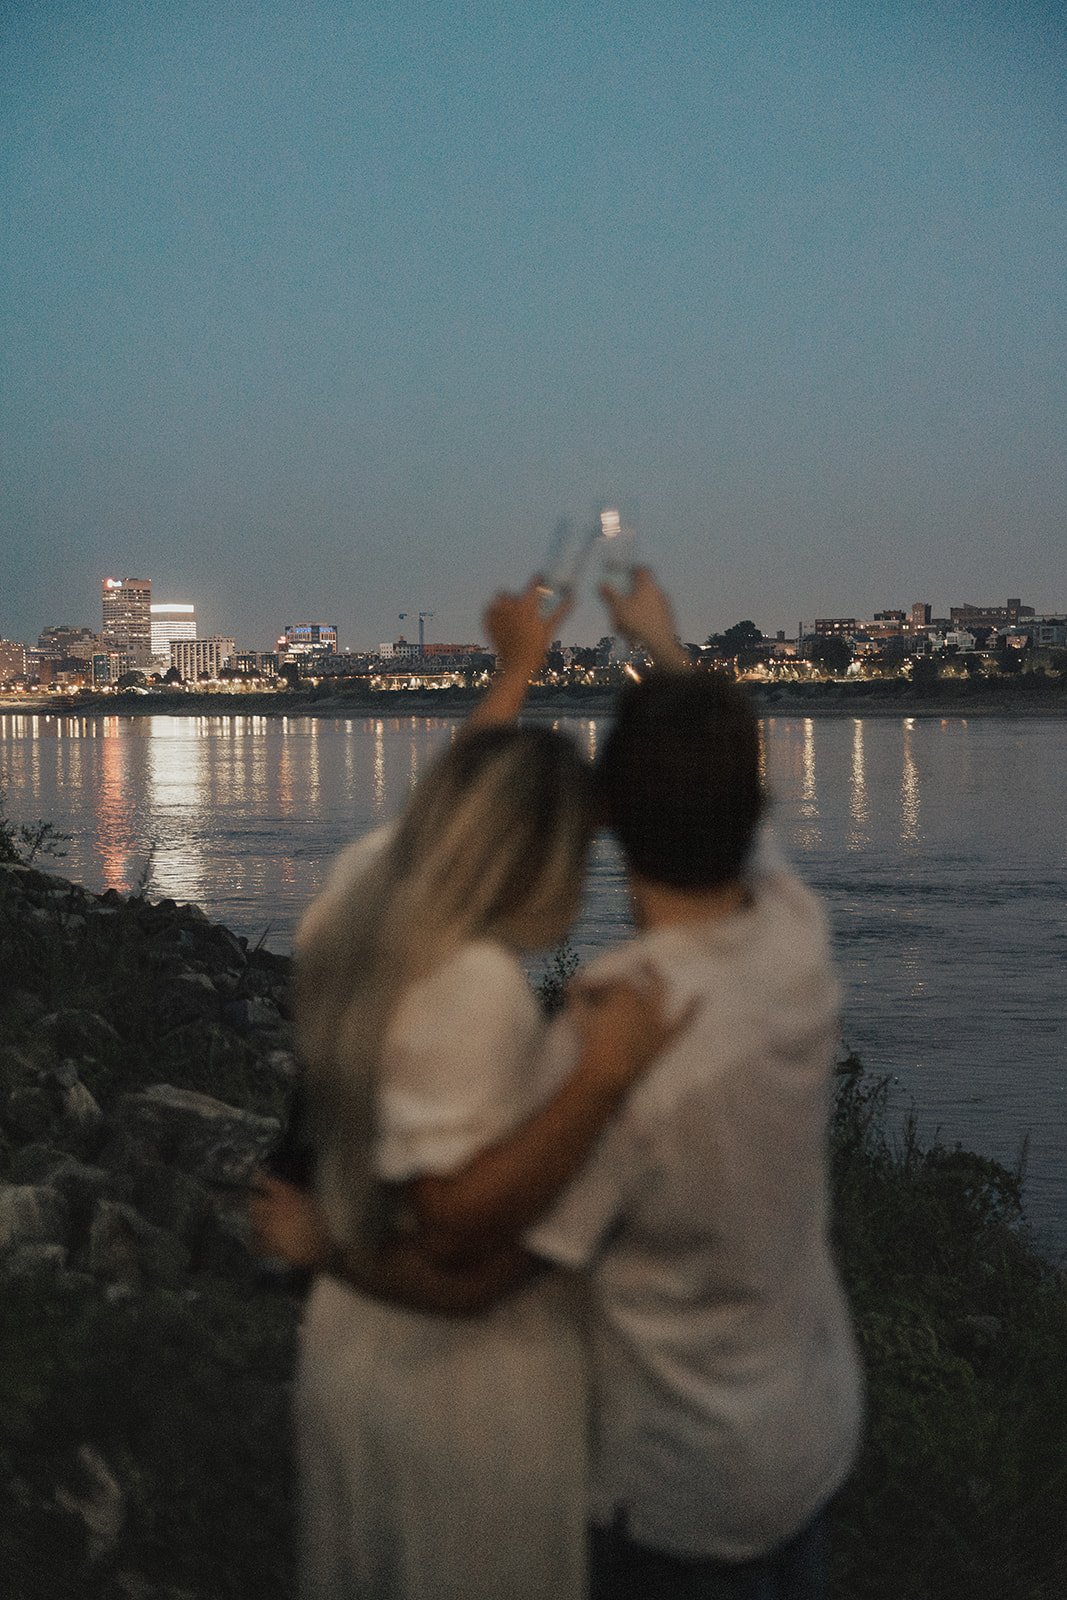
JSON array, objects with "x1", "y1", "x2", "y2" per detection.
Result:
[
  {"x1": 1, "y1": 711, "x2": 1064, "y2": 1250},
  {"x1": 847, "y1": 720, "x2": 868, "y2": 852}
]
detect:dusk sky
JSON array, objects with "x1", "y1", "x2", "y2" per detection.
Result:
[{"x1": 2, "y1": 1, "x2": 1064, "y2": 652}]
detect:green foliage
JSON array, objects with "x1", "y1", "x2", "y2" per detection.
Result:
[
  {"x1": 0, "y1": 791, "x2": 70, "y2": 865},
  {"x1": 809, "y1": 634, "x2": 854, "y2": 675},
  {"x1": 533, "y1": 938, "x2": 581, "y2": 1015},
  {"x1": 0, "y1": 1275, "x2": 299, "y2": 1600},
  {"x1": 828, "y1": 1056, "x2": 1067, "y2": 1600}
]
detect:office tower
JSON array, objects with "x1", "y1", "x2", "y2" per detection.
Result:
[
  {"x1": 102, "y1": 578, "x2": 152, "y2": 666},
  {"x1": 0, "y1": 640, "x2": 27, "y2": 683},
  {"x1": 280, "y1": 622, "x2": 338, "y2": 658},
  {"x1": 150, "y1": 603, "x2": 196, "y2": 662},
  {"x1": 170, "y1": 637, "x2": 236, "y2": 680},
  {"x1": 37, "y1": 625, "x2": 99, "y2": 661}
]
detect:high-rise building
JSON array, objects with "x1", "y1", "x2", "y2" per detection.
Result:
[
  {"x1": 280, "y1": 622, "x2": 338, "y2": 658},
  {"x1": 150, "y1": 603, "x2": 196, "y2": 662},
  {"x1": 170, "y1": 637, "x2": 235, "y2": 680},
  {"x1": 911, "y1": 603, "x2": 932, "y2": 631},
  {"x1": 0, "y1": 640, "x2": 27, "y2": 683},
  {"x1": 102, "y1": 578, "x2": 152, "y2": 665},
  {"x1": 38, "y1": 625, "x2": 99, "y2": 661}
]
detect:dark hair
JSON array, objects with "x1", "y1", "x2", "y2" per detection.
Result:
[{"x1": 597, "y1": 672, "x2": 765, "y2": 889}]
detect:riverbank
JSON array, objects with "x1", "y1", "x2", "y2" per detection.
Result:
[
  {"x1": 3, "y1": 672, "x2": 1067, "y2": 722},
  {"x1": 1, "y1": 860, "x2": 1065, "y2": 1598}
]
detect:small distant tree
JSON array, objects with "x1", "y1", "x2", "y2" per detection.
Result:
[
  {"x1": 809, "y1": 635, "x2": 852, "y2": 676},
  {"x1": 720, "y1": 620, "x2": 757, "y2": 650},
  {"x1": 910, "y1": 655, "x2": 940, "y2": 693}
]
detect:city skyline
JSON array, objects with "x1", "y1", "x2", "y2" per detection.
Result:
[
  {"x1": 2, "y1": 572, "x2": 1064, "y2": 663},
  {"x1": 3, "y1": 4, "x2": 1064, "y2": 648}
]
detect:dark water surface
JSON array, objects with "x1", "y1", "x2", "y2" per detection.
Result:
[{"x1": 2, "y1": 711, "x2": 1064, "y2": 1250}]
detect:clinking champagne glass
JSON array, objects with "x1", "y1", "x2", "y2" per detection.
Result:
[
  {"x1": 596, "y1": 504, "x2": 639, "y2": 588},
  {"x1": 537, "y1": 517, "x2": 599, "y2": 618}
]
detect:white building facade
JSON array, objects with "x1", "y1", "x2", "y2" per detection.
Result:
[
  {"x1": 170, "y1": 637, "x2": 236, "y2": 680},
  {"x1": 151, "y1": 603, "x2": 196, "y2": 662}
]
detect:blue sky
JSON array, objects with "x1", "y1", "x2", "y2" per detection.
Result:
[{"x1": 2, "y1": 0, "x2": 1064, "y2": 650}]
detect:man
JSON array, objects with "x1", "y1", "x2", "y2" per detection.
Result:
[
  {"x1": 254, "y1": 569, "x2": 862, "y2": 1598},
  {"x1": 522, "y1": 571, "x2": 863, "y2": 1597}
]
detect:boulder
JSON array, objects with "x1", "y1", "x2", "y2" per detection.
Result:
[
  {"x1": 155, "y1": 971, "x2": 220, "y2": 1030},
  {"x1": 4, "y1": 1062, "x2": 103, "y2": 1144},
  {"x1": 55, "y1": 1444, "x2": 126, "y2": 1565},
  {"x1": 48, "y1": 1061, "x2": 104, "y2": 1131},
  {"x1": 5, "y1": 1083, "x2": 53, "y2": 1139},
  {"x1": 39, "y1": 1009, "x2": 121, "y2": 1057},
  {"x1": 5, "y1": 1241, "x2": 68, "y2": 1276},
  {"x1": 0, "y1": 1182, "x2": 69, "y2": 1251},
  {"x1": 86, "y1": 1199, "x2": 189, "y2": 1287},
  {"x1": 43, "y1": 1155, "x2": 118, "y2": 1223},
  {"x1": 112, "y1": 1084, "x2": 280, "y2": 1185},
  {"x1": 223, "y1": 995, "x2": 282, "y2": 1032}
]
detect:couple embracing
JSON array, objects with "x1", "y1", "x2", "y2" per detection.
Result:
[{"x1": 252, "y1": 569, "x2": 862, "y2": 1600}]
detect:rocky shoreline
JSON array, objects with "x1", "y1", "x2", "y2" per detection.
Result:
[
  {"x1": 0, "y1": 858, "x2": 303, "y2": 1600},
  {"x1": 3, "y1": 859, "x2": 1065, "y2": 1599}
]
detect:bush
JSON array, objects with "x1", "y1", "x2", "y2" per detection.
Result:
[{"x1": 828, "y1": 1057, "x2": 1067, "y2": 1600}]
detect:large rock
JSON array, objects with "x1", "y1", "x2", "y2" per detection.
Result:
[
  {"x1": 3, "y1": 1061, "x2": 103, "y2": 1144},
  {"x1": 38, "y1": 1009, "x2": 121, "y2": 1057},
  {"x1": 223, "y1": 995, "x2": 282, "y2": 1032},
  {"x1": 86, "y1": 1199, "x2": 189, "y2": 1287},
  {"x1": 0, "y1": 1182, "x2": 69, "y2": 1251},
  {"x1": 113, "y1": 1084, "x2": 280, "y2": 1184},
  {"x1": 54, "y1": 1444, "x2": 126, "y2": 1564},
  {"x1": 4, "y1": 1083, "x2": 53, "y2": 1139},
  {"x1": 155, "y1": 972, "x2": 220, "y2": 1031}
]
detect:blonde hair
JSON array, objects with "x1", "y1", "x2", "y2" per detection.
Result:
[{"x1": 295, "y1": 726, "x2": 593, "y2": 1243}]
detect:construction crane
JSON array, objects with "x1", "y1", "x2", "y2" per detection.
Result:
[{"x1": 398, "y1": 611, "x2": 434, "y2": 657}]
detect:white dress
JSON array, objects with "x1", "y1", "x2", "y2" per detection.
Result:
[{"x1": 295, "y1": 938, "x2": 587, "y2": 1600}]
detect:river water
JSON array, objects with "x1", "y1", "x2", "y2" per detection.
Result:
[{"x1": 2, "y1": 711, "x2": 1064, "y2": 1251}]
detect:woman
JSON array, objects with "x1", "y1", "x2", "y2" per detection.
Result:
[{"x1": 254, "y1": 591, "x2": 679, "y2": 1600}]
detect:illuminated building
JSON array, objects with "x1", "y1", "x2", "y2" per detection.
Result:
[
  {"x1": 170, "y1": 637, "x2": 236, "y2": 680},
  {"x1": 150, "y1": 603, "x2": 196, "y2": 661},
  {"x1": 0, "y1": 639, "x2": 27, "y2": 683},
  {"x1": 91, "y1": 651, "x2": 128, "y2": 685},
  {"x1": 280, "y1": 622, "x2": 338, "y2": 658},
  {"x1": 102, "y1": 578, "x2": 152, "y2": 665},
  {"x1": 950, "y1": 599, "x2": 1034, "y2": 630},
  {"x1": 38, "y1": 625, "x2": 99, "y2": 661}
]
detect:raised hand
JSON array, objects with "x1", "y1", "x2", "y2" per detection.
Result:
[
  {"x1": 467, "y1": 577, "x2": 572, "y2": 731},
  {"x1": 483, "y1": 577, "x2": 571, "y2": 678},
  {"x1": 599, "y1": 567, "x2": 689, "y2": 670}
]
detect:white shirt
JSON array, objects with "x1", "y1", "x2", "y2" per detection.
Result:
[
  {"x1": 296, "y1": 824, "x2": 550, "y2": 1185},
  {"x1": 527, "y1": 856, "x2": 863, "y2": 1561}
]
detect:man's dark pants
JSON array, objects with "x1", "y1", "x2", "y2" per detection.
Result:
[{"x1": 589, "y1": 1509, "x2": 826, "y2": 1600}]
